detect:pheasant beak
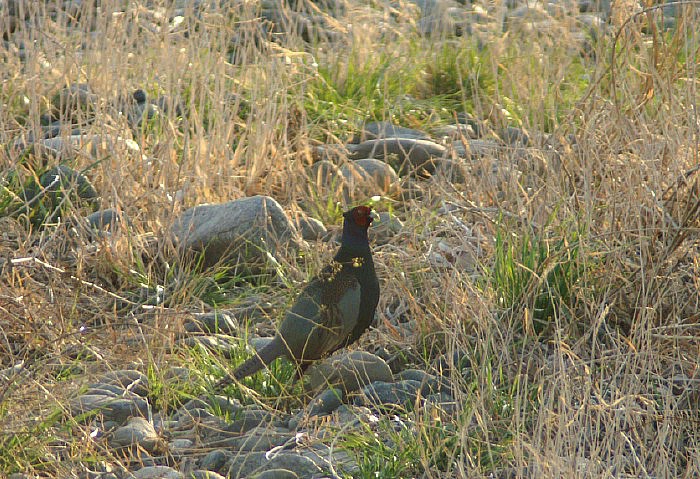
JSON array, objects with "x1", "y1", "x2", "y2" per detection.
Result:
[{"x1": 369, "y1": 209, "x2": 380, "y2": 224}]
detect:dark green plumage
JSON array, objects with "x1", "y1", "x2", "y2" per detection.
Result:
[{"x1": 215, "y1": 205, "x2": 380, "y2": 389}]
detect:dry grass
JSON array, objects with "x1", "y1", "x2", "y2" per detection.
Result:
[{"x1": 1, "y1": 0, "x2": 699, "y2": 477}]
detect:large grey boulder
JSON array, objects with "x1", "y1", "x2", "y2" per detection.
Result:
[
  {"x1": 347, "y1": 138, "x2": 447, "y2": 176},
  {"x1": 171, "y1": 196, "x2": 303, "y2": 271}
]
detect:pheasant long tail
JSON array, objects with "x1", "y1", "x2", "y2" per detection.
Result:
[{"x1": 212, "y1": 337, "x2": 286, "y2": 392}]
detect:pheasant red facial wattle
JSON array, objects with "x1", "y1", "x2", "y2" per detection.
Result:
[
  {"x1": 350, "y1": 205, "x2": 373, "y2": 227},
  {"x1": 211, "y1": 205, "x2": 380, "y2": 391}
]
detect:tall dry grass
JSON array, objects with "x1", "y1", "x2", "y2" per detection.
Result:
[{"x1": 0, "y1": 0, "x2": 698, "y2": 477}]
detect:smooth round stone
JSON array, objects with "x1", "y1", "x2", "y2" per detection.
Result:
[
  {"x1": 190, "y1": 471, "x2": 226, "y2": 479},
  {"x1": 349, "y1": 121, "x2": 431, "y2": 143},
  {"x1": 252, "y1": 469, "x2": 299, "y2": 479},
  {"x1": 347, "y1": 138, "x2": 447, "y2": 176},
  {"x1": 295, "y1": 214, "x2": 327, "y2": 241},
  {"x1": 305, "y1": 350, "x2": 393, "y2": 394},
  {"x1": 69, "y1": 394, "x2": 149, "y2": 424},
  {"x1": 370, "y1": 211, "x2": 403, "y2": 244},
  {"x1": 306, "y1": 160, "x2": 342, "y2": 186},
  {"x1": 131, "y1": 466, "x2": 182, "y2": 479},
  {"x1": 108, "y1": 417, "x2": 159, "y2": 453},
  {"x1": 199, "y1": 449, "x2": 232, "y2": 472},
  {"x1": 354, "y1": 380, "x2": 422, "y2": 408},
  {"x1": 184, "y1": 312, "x2": 238, "y2": 335},
  {"x1": 340, "y1": 158, "x2": 400, "y2": 201}
]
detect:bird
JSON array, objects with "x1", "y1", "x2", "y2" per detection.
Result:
[{"x1": 212, "y1": 205, "x2": 380, "y2": 392}]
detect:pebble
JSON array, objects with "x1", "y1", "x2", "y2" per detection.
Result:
[
  {"x1": 108, "y1": 417, "x2": 160, "y2": 453},
  {"x1": 189, "y1": 471, "x2": 226, "y2": 479},
  {"x1": 370, "y1": 211, "x2": 403, "y2": 244},
  {"x1": 177, "y1": 335, "x2": 238, "y2": 358},
  {"x1": 199, "y1": 449, "x2": 232, "y2": 472},
  {"x1": 306, "y1": 387, "x2": 345, "y2": 417},
  {"x1": 350, "y1": 121, "x2": 430, "y2": 143},
  {"x1": 183, "y1": 312, "x2": 239, "y2": 335},
  {"x1": 431, "y1": 158, "x2": 469, "y2": 183},
  {"x1": 354, "y1": 380, "x2": 422, "y2": 408},
  {"x1": 260, "y1": 453, "x2": 322, "y2": 478},
  {"x1": 69, "y1": 394, "x2": 149, "y2": 425},
  {"x1": 92, "y1": 369, "x2": 150, "y2": 397},
  {"x1": 340, "y1": 159, "x2": 400, "y2": 202},
  {"x1": 294, "y1": 214, "x2": 328, "y2": 241},
  {"x1": 219, "y1": 426, "x2": 293, "y2": 451},
  {"x1": 85, "y1": 208, "x2": 124, "y2": 233},
  {"x1": 223, "y1": 409, "x2": 274, "y2": 434},
  {"x1": 305, "y1": 350, "x2": 393, "y2": 394},
  {"x1": 131, "y1": 466, "x2": 182, "y2": 479},
  {"x1": 38, "y1": 164, "x2": 99, "y2": 203},
  {"x1": 252, "y1": 469, "x2": 298, "y2": 479}
]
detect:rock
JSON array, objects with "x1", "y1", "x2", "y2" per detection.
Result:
[
  {"x1": 499, "y1": 126, "x2": 530, "y2": 146},
  {"x1": 349, "y1": 121, "x2": 430, "y2": 143},
  {"x1": 199, "y1": 449, "x2": 232, "y2": 472},
  {"x1": 177, "y1": 335, "x2": 238, "y2": 359},
  {"x1": 433, "y1": 123, "x2": 477, "y2": 140},
  {"x1": 300, "y1": 444, "x2": 359, "y2": 475},
  {"x1": 219, "y1": 426, "x2": 292, "y2": 451},
  {"x1": 223, "y1": 409, "x2": 274, "y2": 434},
  {"x1": 108, "y1": 417, "x2": 160, "y2": 453},
  {"x1": 354, "y1": 380, "x2": 422, "y2": 408},
  {"x1": 50, "y1": 83, "x2": 98, "y2": 121},
  {"x1": 190, "y1": 471, "x2": 226, "y2": 479},
  {"x1": 131, "y1": 466, "x2": 182, "y2": 479},
  {"x1": 340, "y1": 159, "x2": 400, "y2": 202},
  {"x1": 170, "y1": 438, "x2": 193, "y2": 450},
  {"x1": 252, "y1": 469, "x2": 298, "y2": 479},
  {"x1": 395, "y1": 368, "x2": 450, "y2": 395},
  {"x1": 305, "y1": 350, "x2": 393, "y2": 395},
  {"x1": 330, "y1": 405, "x2": 374, "y2": 429},
  {"x1": 92, "y1": 369, "x2": 150, "y2": 397},
  {"x1": 259, "y1": 454, "x2": 322, "y2": 478},
  {"x1": 370, "y1": 211, "x2": 403, "y2": 244},
  {"x1": 37, "y1": 164, "x2": 99, "y2": 204},
  {"x1": 69, "y1": 394, "x2": 149, "y2": 424},
  {"x1": 177, "y1": 394, "x2": 241, "y2": 419},
  {"x1": 171, "y1": 195, "x2": 303, "y2": 271},
  {"x1": 431, "y1": 158, "x2": 469, "y2": 183},
  {"x1": 183, "y1": 312, "x2": 239, "y2": 335},
  {"x1": 294, "y1": 213, "x2": 327, "y2": 241},
  {"x1": 307, "y1": 160, "x2": 342, "y2": 185},
  {"x1": 306, "y1": 387, "x2": 345, "y2": 417},
  {"x1": 304, "y1": 160, "x2": 346, "y2": 205},
  {"x1": 224, "y1": 452, "x2": 268, "y2": 478},
  {"x1": 425, "y1": 392, "x2": 459, "y2": 415},
  {"x1": 454, "y1": 139, "x2": 504, "y2": 159},
  {"x1": 0, "y1": 361, "x2": 26, "y2": 381},
  {"x1": 83, "y1": 384, "x2": 126, "y2": 397},
  {"x1": 406, "y1": 0, "x2": 473, "y2": 36},
  {"x1": 36, "y1": 134, "x2": 141, "y2": 161},
  {"x1": 85, "y1": 208, "x2": 124, "y2": 232},
  {"x1": 347, "y1": 138, "x2": 447, "y2": 175},
  {"x1": 459, "y1": 118, "x2": 489, "y2": 140}
]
